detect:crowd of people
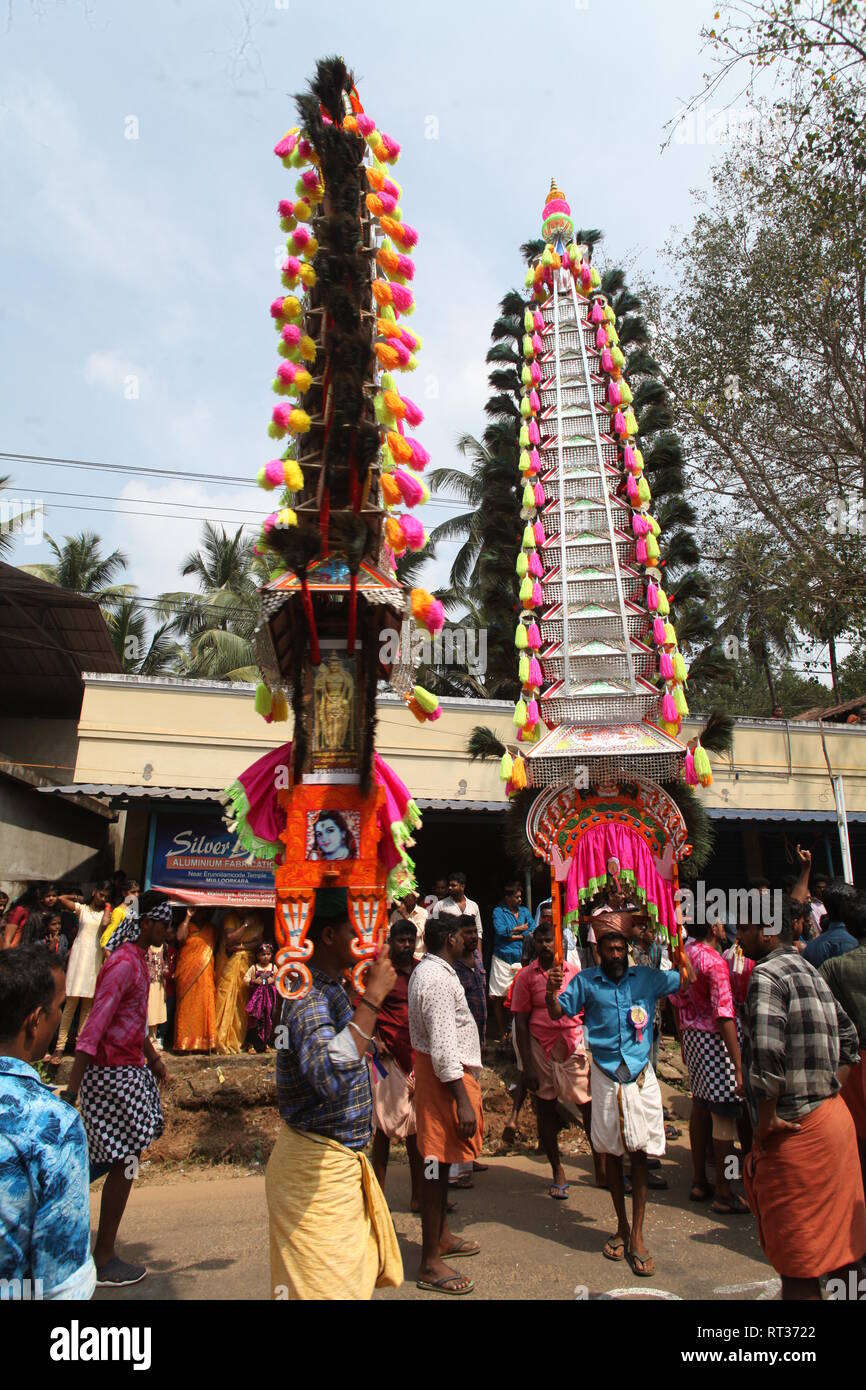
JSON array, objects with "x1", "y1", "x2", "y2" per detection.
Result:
[
  {"x1": 1, "y1": 846, "x2": 865, "y2": 1300},
  {"x1": 0, "y1": 880, "x2": 281, "y2": 1059}
]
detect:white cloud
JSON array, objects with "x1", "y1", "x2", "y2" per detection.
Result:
[{"x1": 83, "y1": 350, "x2": 153, "y2": 398}]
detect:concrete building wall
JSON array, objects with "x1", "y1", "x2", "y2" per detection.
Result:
[
  {"x1": 0, "y1": 778, "x2": 116, "y2": 899},
  {"x1": 0, "y1": 718, "x2": 80, "y2": 785},
  {"x1": 71, "y1": 674, "x2": 866, "y2": 817}
]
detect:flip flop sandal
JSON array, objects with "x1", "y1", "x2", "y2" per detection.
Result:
[
  {"x1": 549, "y1": 1182, "x2": 570, "y2": 1200},
  {"x1": 416, "y1": 1274, "x2": 475, "y2": 1295},
  {"x1": 689, "y1": 1183, "x2": 714, "y2": 1202},
  {"x1": 603, "y1": 1236, "x2": 627, "y2": 1261},
  {"x1": 711, "y1": 1195, "x2": 750, "y2": 1216},
  {"x1": 448, "y1": 1174, "x2": 473, "y2": 1189},
  {"x1": 446, "y1": 1239, "x2": 480, "y2": 1257},
  {"x1": 665, "y1": 1123, "x2": 682, "y2": 1139},
  {"x1": 647, "y1": 1172, "x2": 669, "y2": 1190},
  {"x1": 627, "y1": 1250, "x2": 655, "y2": 1278},
  {"x1": 472, "y1": 1161, "x2": 488, "y2": 1172}
]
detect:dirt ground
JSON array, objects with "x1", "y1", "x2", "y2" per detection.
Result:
[{"x1": 55, "y1": 1033, "x2": 689, "y2": 1181}]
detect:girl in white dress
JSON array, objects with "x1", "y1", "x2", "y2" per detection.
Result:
[{"x1": 51, "y1": 887, "x2": 111, "y2": 1060}]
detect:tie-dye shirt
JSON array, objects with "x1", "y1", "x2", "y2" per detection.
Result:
[{"x1": 0, "y1": 1056, "x2": 95, "y2": 1300}]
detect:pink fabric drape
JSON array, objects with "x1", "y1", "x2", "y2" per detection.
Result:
[
  {"x1": 233, "y1": 741, "x2": 412, "y2": 875},
  {"x1": 564, "y1": 821, "x2": 677, "y2": 937}
]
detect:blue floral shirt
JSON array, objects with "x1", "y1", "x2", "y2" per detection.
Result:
[{"x1": 0, "y1": 1056, "x2": 95, "y2": 1299}]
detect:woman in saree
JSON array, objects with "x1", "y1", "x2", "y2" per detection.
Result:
[
  {"x1": 174, "y1": 906, "x2": 217, "y2": 1052},
  {"x1": 214, "y1": 909, "x2": 265, "y2": 1055}
]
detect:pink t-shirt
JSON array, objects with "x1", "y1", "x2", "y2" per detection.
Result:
[
  {"x1": 510, "y1": 958, "x2": 584, "y2": 1055},
  {"x1": 673, "y1": 938, "x2": 734, "y2": 1032},
  {"x1": 76, "y1": 942, "x2": 149, "y2": 1067}
]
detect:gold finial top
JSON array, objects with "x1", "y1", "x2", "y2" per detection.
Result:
[{"x1": 548, "y1": 177, "x2": 565, "y2": 202}]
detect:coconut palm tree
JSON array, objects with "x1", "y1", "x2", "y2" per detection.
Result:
[
  {"x1": 712, "y1": 532, "x2": 796, "y2": 711},
  {"x1": 159, "y1": 522, "x2": 265, "y2": 681},
  {"x1": 19, "y1": 531, "x2": 133, "y2": 605},
  {"x1": 104, "y1": 597, "x2": 180, "y2": 676}
]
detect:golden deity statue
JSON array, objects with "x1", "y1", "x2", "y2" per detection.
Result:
[{"x1": 314, "y1": 652, "x2": 354, "y2": 752}]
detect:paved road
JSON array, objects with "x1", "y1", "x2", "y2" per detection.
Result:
[{"x1": 93, "y1": 1138, "x2": 776, "y2": 1302}]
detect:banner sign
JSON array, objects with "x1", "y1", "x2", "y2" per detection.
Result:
[{"x1": 146, "y1": 814, "x2": 275, "y2": 907}]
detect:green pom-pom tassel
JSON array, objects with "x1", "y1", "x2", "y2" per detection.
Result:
[
  {"x1": 515, "y1": 623, "x2": 528, "y2": 650},
  {"x1": 254, "y1": 682, "x2": 273, "y2": 716}
]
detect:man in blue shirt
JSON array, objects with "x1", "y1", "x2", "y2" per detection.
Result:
[
  {"x1": 490, "y1": 881, "x2": 535, "y2": 1044},
  {"x1": 802, "y1": 879, "x2": 858, "y2": 969},
  {"x1": 547, "y1": 918, "x2": 685, "y2": 1279},
  {"x1": 0, "y1": 944, "x2": 95, "y2": 1301}
]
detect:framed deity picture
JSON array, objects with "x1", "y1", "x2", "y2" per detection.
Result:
[{"x1": 307, "y1": 642, "x2": 360, "y2": 776}]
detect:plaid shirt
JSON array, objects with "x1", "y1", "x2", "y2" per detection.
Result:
[
  {"x1": 275, "y1": 968, "x2": 372, "y2": 1149},
  {"x1": 742, "y1": 946, "x2": 860, "y2": 1124}
]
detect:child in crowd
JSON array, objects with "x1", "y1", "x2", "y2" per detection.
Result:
[
  {"x1": 244, "y1": 942, "x2": 278, "y2": 1052},
  {"x1": 146, "y1": 940, "x2": 168, "y2": 1049},
  {"x1": 43, "y1": 912, "x2": 69, "y2": 964}
]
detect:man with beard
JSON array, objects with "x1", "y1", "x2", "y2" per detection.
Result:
[{"x1": 546, "y1": 920, "x2": 684, "y2": 1277}]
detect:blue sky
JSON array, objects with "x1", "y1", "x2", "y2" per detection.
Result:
[{"x1": 0, "y1": 0, "x2": 726, "y2": 607}]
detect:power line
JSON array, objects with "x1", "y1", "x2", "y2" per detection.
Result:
[{"x1": 0, "y1": 451, "x2": 471, "y2": 512}]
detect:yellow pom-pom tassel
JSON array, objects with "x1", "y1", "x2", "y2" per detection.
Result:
[
  {"x1": 284, "y1": 459, "x2": 304, "y2": 491},
  {"x1": 271, "y1": 691, "x2": 289, "y2": 722},
  {"x1": 299, "y1": 336, "x2": 317, "y2": 363},
  {"x1": 287, "y1": 409, "x2": 311, "y2": 435}
]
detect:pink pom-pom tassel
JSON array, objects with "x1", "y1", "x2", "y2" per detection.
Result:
[
  {"x1": 528, "y1": 551, "x2": 543, "y2": 577},
  {"x1": 533, "y1": 310, "x2": 544, "y2": 331},
  {"x1": 528, "y1": 389, "x2": 540, "y2": 413},
  {"x1": 525, "y1": 698, "x2": 540, "y2": 727},
  {"x1": 647, "y1": 583, "x2": 659, "y2": 611},
  {"x1": 425, "y1": 599, "x2": 445, "y2": 634},
  {"x1": 357, "y1": 114, "x2": 376, "y2": 136},
  {"x1": 601, "y1": 348, "x2": 614, "y2": 373},
  {"x1": 529, "y1": 448, "x2": 541, "y2": 472},
  {"x1": 685, "y1": 749, "x2": 698, "y2": 786},
  {"x1": 596, "y1": 326, "x2": 608, "y2": 350},
  {"x1": 533, "y1": 520, "x2": 545, "y2": 545},
  {"x1": 531, "y1": 332, "x2": 543, "y2": 355},
  {"x1": 530, "y1": 361, "x2": 542, "y2": 385},
  {"x1": 528, "y1": 658, "x2": 543, "y2": 688},
  {"x1": 534, "y1": 481, "x2": 545, "y2": 506},
  {"x1": 636, "y1": 538, "x2": 647, "y2": 564},
  {"x1": 580, "y1": 263, "x2": 592, "y2": 290},
  {"x1": 627, "y1": 475, "x2": 639, "y2": 504},
  {"x1": 391, "y1": 283, "x2": 414, "y2": 312},
  {"x1": 662, "y1": 692, "x2": 678, "y2": 722},
  {"x1": 531, "y1": 581, "x2": 543, "y2": 606},
  {"x1": 527, "y1": 621, "x2": 541, "y2": 650},
  {"x1": 528, "y1": 420, "x2": 540, "y2": 445},
  {"x1": 653, "y1": 618, "x2": 667, "y2": 645},
  {"x1": 590, "y1": 300, "x2": 604, "y2": 324},
  {"x1": 402, "y1": 396, "x2": 424, "y2": 426},
  {"x1": 276, "y1": 362, "x2": 297, "y2": 386},
  {"x1": 608, "y1": 381, "x2": 622, "y2": 407},
  {"x1": 401, "y1": 514, "x2": 426, "y2": 550},
  {"x1": 394, "y1": 468, "x2": 425, "y2": 506},
  {"x1": 282, "y1": 324, "x2": 301, "y2": 346},
  {"x1": 659, "y1": 652, "x2": 674, "y2": 680},
  {"x1": 407, "y1": 438, "x2": 430, "y2": 470}
]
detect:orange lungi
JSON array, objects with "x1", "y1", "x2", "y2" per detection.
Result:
[
  {"x1": 745, "y1": 1092, "x2": 866, "y2": 1278},
  {"x1": 841, "y1": 1050, "x2": 866, "y2": 1138},
  {"x1": 413, "y1": 1050, "x2": 483, "y2": 1166}
]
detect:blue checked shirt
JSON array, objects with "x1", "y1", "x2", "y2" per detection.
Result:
[
  {"x1": 0, "y1": 1057, "x2": 95, "y2": 1299},
  {"x1": 275, "y1": 968, "x2": 372, "y2": 1149}
]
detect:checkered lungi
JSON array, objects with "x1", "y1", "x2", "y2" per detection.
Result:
[
  {"x1": 681, "y1": 1028, "x2": 738, "y2": 1108},
  {"x1": 79, "y1": 1064, "x2": 164, "y2": 1164}
]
